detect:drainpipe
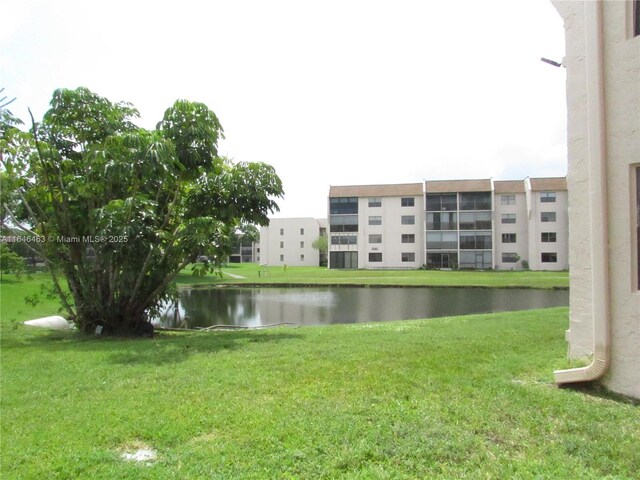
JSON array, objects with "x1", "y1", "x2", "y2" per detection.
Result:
[{"x1": 554, "y1": 0, "x2": 611, "y2": 384}]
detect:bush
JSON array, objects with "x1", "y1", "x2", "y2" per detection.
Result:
[{"x1": 0, "y1": 244, "x2": 26, "y2": 274}]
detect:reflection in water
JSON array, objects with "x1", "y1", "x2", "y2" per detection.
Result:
[{"x1": 154, "y1": 287, "x2": 569, "y2": 329}]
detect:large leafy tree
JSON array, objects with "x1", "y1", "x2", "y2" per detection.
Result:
[{"x1": 0, "y1": 87, "x2": 283, "y2": 335}]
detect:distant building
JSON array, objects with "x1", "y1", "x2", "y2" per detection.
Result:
[
  {"x1": 425, "y1": 179, "x2": 493, "y2": 270},
  {"x1": 494, "y1": 180, "x2": 530, "y2": 270},
  {"x1": 525, "y1": 177, "x2": 569, "y2": 271},
  {"x1": 228, "y1": 237, "x2": 258, "y2": 263},
  {"x1": 327, "y1": 178, "x2": 568, "y2": 271},
  {"x1": 328, "y1": 183, "x2": 425, "y2": 269},
  {"x1": 259, "y1": 217, "x2": 327, "y2": 266},
  {"x1": 551, "y1": 0, "x2": 639, "y2": 399}
]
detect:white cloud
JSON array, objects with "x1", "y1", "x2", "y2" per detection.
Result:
[{"x1": 2, "y1": 0, "x2": 567, "y2": 218}]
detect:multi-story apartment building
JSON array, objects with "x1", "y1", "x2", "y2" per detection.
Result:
[
  {"x1": 258, "y1": 177, "x2": 567, "y2": 271},
  {"x1": 525, "y1": 177, "x2": 569, "y2": 271},
  {"x1": 259, "y1": 217, "x2": 327, "y2": 266},
  {"x1": 228, "y1": 239, "x2": 258, "y2": 263},
  {"x1": 493, "y1": 177, "x2": 569, "y2": 270},
  {"x1": 328, "y1": 177, "x2": 568, "y2": 271},
  {"x1": 425, "y1": 179, "x2": 493, "y2": 270},
  {"x1": 494, "y1": 180, "x2": 529, "y2": 270},
  {"x1": 328, "y1": 184, "x2": 425, "y2": 269}
]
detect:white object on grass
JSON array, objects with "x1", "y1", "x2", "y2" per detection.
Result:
[{"x1": 23, "y1": 315, "x2": 73, "y2": 330}]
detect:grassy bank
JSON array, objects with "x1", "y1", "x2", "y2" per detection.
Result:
[
  {"x1": 1, "y1": 276, "x2": 638, "y2": 479},
  {"x1": 177, "y1": 263, "x2": 570, "y2": 289}
]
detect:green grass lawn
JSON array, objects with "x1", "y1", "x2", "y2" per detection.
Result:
[
  {"x1": 177, "y1": 263, "x2": 570, "y2": 289},
  {"x1": 2, "y1": 274, "x2": 638, "y2": 479}
]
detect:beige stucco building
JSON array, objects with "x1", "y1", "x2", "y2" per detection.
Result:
[
  {"x1": 551, "y1": 0, "x2": 639, "y2": 398},
  {"x1": 326, "y1": 178, "x2": 568, "y2": 271},
  {"x1": 492, "y1": 178, "x2": 569, "y2": 271},
  {"x1": 259, "y1": 217, "x2": 327, "y2": 267},
  {"x1": 493, "y1": 180, "x2": 530, "y2": 270},
  {"x1": 329, "y1": 183, "x2": 425, "y2": 269},
  {"x1": 525, "y1": 178, "x2": 570, "y2": 271}
]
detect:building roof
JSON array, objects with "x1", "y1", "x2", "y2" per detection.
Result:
[
  {"x1": 424, "y1": 179, "x2": 492, "y2": 193},
  {"x1": 529, "y1": 177, "x2": 567, "y2": 191},
  {"x1": 494, "y1": 180, "x2": 526, "y2": 194},
  {"x1": 328, "y1": 177, "x2": 566, "y2": 198},
  {"x1": 329, "y1": 183, "x2": 423, "y2": 198}
]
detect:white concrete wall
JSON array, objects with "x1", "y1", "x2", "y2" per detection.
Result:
[
  {"x1": 494, "y1": 192, "x2": 529, "y2": 270},
  {"x1": 527, "y1": 190, "x2": 569, "y2": 271},
  {"x1": 259, "y1": 218, "x2": 323, "y2": 266},
  {"x1": 359, "y1": 195, "x2": 424, "y2": 269},
  {"x1": 552, "y1": 0, "x2": 640, "y2": 398}
]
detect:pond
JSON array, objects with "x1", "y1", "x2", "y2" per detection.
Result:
[{"x1": 154, "y1": 286, "x2": 569, "y2": 329}]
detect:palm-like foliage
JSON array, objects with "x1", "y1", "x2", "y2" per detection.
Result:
[{"x1": 1, "y1": 87, "x2": 283, "y2": 334}]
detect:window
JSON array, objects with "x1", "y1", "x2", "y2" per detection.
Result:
[
  {"x1": 331, "y1": 235, "x2": 357, "y2": 245},
  {"x1": 280, "y1": 254, "x2": 284, "y2": 261},
  {"x1": 300, "y1": 228, "x2": 305, "y2": 235},
  {"x1": 501, "y1": 195, "x2": 516, "y2": 205},
  {"x1": 402, "y1": 252, "x2": 416, "y2": 262},
  {"x1": 330, "y1": 251, "x2": 358, "y2": 269},
  {"x1": 502, "y1": 253, "x2": 519, "y2": 263},
  {"x1": 540, "y1": 192, "x2": 556, "y2": 203},
  {"x1": 501, "y1": 214, "x2": 516, "y2": 224},
  {"x1": 300, "y1": 254, "x2": 305, "y2": 261},
  {"x1": 541, "y1": 212, "x2": 556, "y2": 222},
  {"x1": 280, "y1": 241, "x2": 284, "y2": 248},
  {"x1": 369, "y1": 216, "x2": 382, "y2": 226},
  {"x1": 426, "y1": 252, "x2": 458, "y2": 269},
  {"x1": 369, "y1": 234, "x2": 382, "y2": 244},
  {"x1": 541, "y1": 252, "x2": 557, "y2": 263},
  {"x1": 401, "y1": 234, "x2": 415, "y2": 243},
  {"x1": 459, "y1": 212, "x2": 491, "y2": 230},
  {"x1": 401, "y1": 197, "x2": 415, "y2": 207},
  {"x1": 300, "y1": 241, "x2": 305, "y2": 248},
  {"x1": 459, "y1": 192, "x2": 491, "y2": 210},
  {"x1": 636, "y1": 166, "x2": 640, "y2": 288},
  {"x1": 426, "y1": 231, "x2": 458, "y2": 249},
  {"x1": 369, "y1": 252, "x2": 382, "y2": 262},
  {"x1": 426, "y1": 194, "x2": 457, "y2": 212},
  {"x1": 541, "y1": 232, "x2": 557, "y2": 243},
  {"x1": 459, "y1": 251, "x2": 492, "y2": 269},
  {"x1": 330, "y1": 197, "x2": 358, "y2": 214},
  {"x1": 426, "y1": 212, "x2": 457, "y2": 230},
  {"x1": 280, "y1": 228, "x2": 284, "y2": 235},
  {"x1": 330, "y1": 215, "x2": 358, "y2": 232},
  {"x1": 460, "y1": 232, "x2": 492, "y2": 250},
  {"x1": 368, "y1": 197, "x2": 382, "y2": 207},
  {"x1": 401, "y1": 215, "x2": 415, "y2": 225},
  {"x1": 502, "y1": 233, "x2": 516, "y2": 243}
]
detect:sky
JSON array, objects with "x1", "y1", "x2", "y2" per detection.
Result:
[{"x1": 1, "y1": 0, "x2": 568, "y2": 219}]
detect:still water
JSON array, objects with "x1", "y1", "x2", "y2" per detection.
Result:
[{"x1": 154, "y1": 287, "x2": 569, "y2": 329}]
